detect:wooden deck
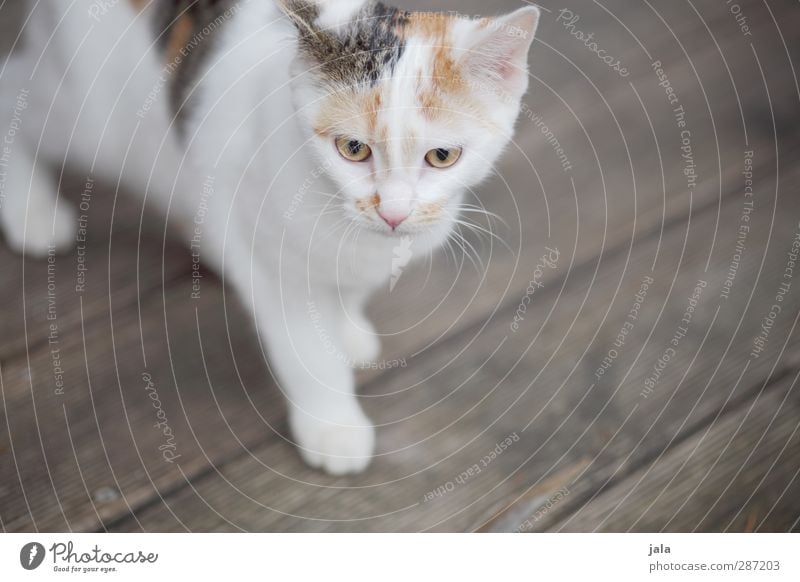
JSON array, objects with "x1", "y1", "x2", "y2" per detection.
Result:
[{"x1": 2, "y1": 0, "x2": 800, "y2": 532}]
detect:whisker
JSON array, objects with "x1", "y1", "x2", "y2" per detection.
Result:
[
  {"x1": 443, "y1": 230, "x2": 469, "y2": 274},
  {"x1": 315, "y1": 212, "x2": 359, "y2": 246},
  {"x1": 454, "y1": 206, "x2": 508, "y2": 228},
  {"x1": 442, "y1": 235, "x2": 458, "y2": 267},
  {"x1": 451, "y1": 225, "x2": 484, "y2": 272},
  {"x1": 447, "y1": 214, "x2": 514, "y2": 256},
  {"x1": 420, "y1": 245, "x2": 434, "y2": 292}
]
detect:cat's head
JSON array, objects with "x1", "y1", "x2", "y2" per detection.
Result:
[{"x1": 281, "y1": 0, "x2": 539, "y2": 245}]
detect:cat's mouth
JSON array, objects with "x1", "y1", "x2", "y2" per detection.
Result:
[{"x1": 354, "y1": 196, "x2": 443, "y2": 236}]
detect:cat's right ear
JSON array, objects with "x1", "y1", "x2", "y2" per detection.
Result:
[
  {"x1": 461, "y1": 6, "x2": 540, "y2": 99},
  {"x1": 277, "y1": 0, "x2": 320, "y2": 36}
]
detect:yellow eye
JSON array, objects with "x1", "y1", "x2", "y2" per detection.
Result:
[
  {"x1": 425, "y1": 147, "x2": 462, "y2": 168},
  {"x1": 336, "y1": 137, "x2": 372, "y2": 162}
]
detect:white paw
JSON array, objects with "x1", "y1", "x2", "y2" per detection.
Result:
[
  {"x1": 341, "y1": 314, "x2": 381, "y2": 365},
  {"x1": 3, "y1": 197, "x2": 76, "y2": 257},
  {"x1": 290, "y1": 407, "x2": 375, "y2": 475}
]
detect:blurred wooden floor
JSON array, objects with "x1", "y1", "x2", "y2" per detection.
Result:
[{"x1": 1, "y1": 0, "x2": 800, "y2": 532}]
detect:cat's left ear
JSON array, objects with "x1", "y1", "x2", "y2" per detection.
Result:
[
  {"x1": 277, "y1": 0, "x2": 319, "y2": 35},
  {"x1": 462, "y1": 6, "x2": 540, "y2": 98}
]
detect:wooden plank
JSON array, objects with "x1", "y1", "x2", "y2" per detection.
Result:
[
  {"x1": 0, "y1": 174, "x2": 190, "y2": 361},
  {"x1": 544, "y1": 373, "x2": 800, "y2": 532},
  {"x1": 0, "y1": 275, "x2": 275, "y2": 532},
  {"x1": 105, "y1": 156, "x2": 800, "y2": 532},
  {"x1": 2, "y1": 0, "x2": 799, "y2": 533}
]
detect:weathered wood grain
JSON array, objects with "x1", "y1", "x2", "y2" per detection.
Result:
[
  {"x1": 546, "y1": 373, "x2": 800, "y2": 532},
  {"x1": 0, "y1": 176, "x2": 190, "y2": 361},
  {"x1": 1, "y1": 0, "x2": 799, "y2": 533},
  {"x1": 0, "y1": 276, "x2": 274, "y2": 531}
]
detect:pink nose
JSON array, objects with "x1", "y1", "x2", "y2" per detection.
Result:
[{"x1": 377, "y1": 208, "x2": 410, "y2": 230}]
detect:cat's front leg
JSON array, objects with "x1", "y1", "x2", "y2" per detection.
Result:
[
  {"x1": 256, "y1": 284, "x2": 375, "y2": 475},
  {"x1": 340, "y1": 289, "x2": 381, "y2": 366}
]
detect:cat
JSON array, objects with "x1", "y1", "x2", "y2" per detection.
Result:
[{"x1": 0, "y1": 0, "x2": 539, "y2": 474}]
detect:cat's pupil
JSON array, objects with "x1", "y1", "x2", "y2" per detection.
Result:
[
  {"x1": 435, "y1": 148, "x2": 449, "y2": 162},
  {"x1": 348, "y1": 141, "x2": 362, "y2": 155}
]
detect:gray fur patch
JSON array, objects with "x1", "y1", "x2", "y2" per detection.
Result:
[
  {"x1": 151, "y1": 0, "x2": 240, "y2": 132},
  {"x1": 281, "y1": 0, "x2": 409, "y2": 87}
]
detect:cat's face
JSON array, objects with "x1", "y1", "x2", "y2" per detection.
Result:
[{"x1": 283, "y1": 0, "x2": 539, "y2": 245}]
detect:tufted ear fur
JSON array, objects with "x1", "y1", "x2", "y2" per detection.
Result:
[
  {"x1": 461, "y1": 6, "x2": 539, "y2": 98},
  {"x1": 279, "y1": 0, "x2": 411, "y2": 87},
  {"x1": 277, "y1": 0, "x2": 323, "y2": 41}
]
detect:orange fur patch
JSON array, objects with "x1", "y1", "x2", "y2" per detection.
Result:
[
  {"x1": 355, "y1": 193, "x2": 381, "y2": 214},
  {"x1": 415, "y1": 201, "x2": 443, "y2": 224},
  {"x1": 366, "y1": 89, "x2": 383, "y2": 134},
  {"x1": 127, "y1": 0, "x2": 149, "y2": 13},
  {"x1": 403, "y1": 12, "x2": 467, "y2": 122},
  {"x1": 403, "y1": 12, "x2": 449, "y2": 41},
  {"x1": 404, "y1": 12, "x2": 464, "y2": 94},
  {"x1": 165, "y1": 12, "x2": 195, "y2": 66},
  {"x1": 312, "y1": 12, "x2": 495, "y2": 151},
  {"x1": 431, "y1": 45, "x2": 464, "y2": 95},
  {"x1": 314, "y1": 86, "x2": 385, "y2": 138}
]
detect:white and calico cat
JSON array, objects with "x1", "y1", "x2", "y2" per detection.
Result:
[{"x1": 0, "y1": 0, "x2": 538, "y2": 474}]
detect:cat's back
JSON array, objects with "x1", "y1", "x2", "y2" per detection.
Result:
[{"x1": 10, "y1": 0, "x2": 268, "y2": 125}]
